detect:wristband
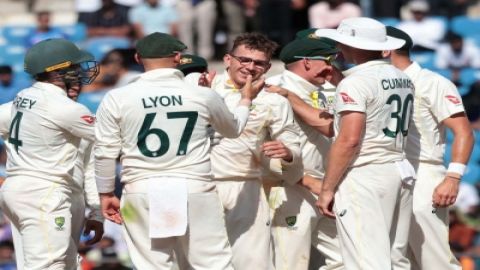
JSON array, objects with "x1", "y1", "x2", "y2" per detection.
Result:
[{"x1": 447, "y1": 162, "x2": 466, "y2": 178}]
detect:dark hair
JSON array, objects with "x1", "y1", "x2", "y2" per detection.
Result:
[
  {"x1": 0, "y1": 66, "x2": 12, "y2": 74},
  {"x1": 230, "y1": 33, "x2": 278, "y2": 59}
]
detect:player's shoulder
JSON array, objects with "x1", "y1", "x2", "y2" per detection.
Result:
[{"x1": 419, "y1": 67, "x2": 457, "y2": 89}]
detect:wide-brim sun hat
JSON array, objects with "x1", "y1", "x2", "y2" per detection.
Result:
[{"x1": 314, "y1": 17, "x2": 406, "y2": 51}]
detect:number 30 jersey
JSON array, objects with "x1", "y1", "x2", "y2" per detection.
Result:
[
  {"x1": 6, "y1": 82, "x2": 95, "y2": 183},
  {"x1": 334, "y1": 60, "x2": 414, "y2": 167},
  {"x1": 95, "y1": 69, "x2": 250, "y2": 183}
]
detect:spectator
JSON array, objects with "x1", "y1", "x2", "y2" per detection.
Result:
[
  {"x1": 0, "y1": 65, "x2": 31, "y2": 105},
  {"x1": 26, "y1": 11, "x2": 67, "y2": 47},
  {"x1": 129, "y1": 0, "x2": 178, "y2": 39},
  {"x1": 82, "y1": 0, "x2": 132, "y2": 38},
  {"x1": 435, "y1": 31, "x2": 480, "y2": 70},
  {"x1": 308, "y1": 0, "x2": 362, "y2": 29},
  {"x1": 397, "y1": 0, "x2": 446, "y2": 51},
  {"x1": 0, "y1": 240, "x2": 15, "y2": 270},
  {"x1": 176, "y1": 0, "x2": 216, "y2": 60},
  {"x1": 449, "y1": 210, "x2": 476, "y2": 254}
]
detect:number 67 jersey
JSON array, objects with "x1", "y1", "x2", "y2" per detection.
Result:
[
  {"x1": 334, "y1": 60, "x2": 414, "y2": 167},
  {"x1": 6, "y1": 82, "x2": 95, "y2": 183},
  {"x1": 95, "y1": 69, "x2": 249, "y2": 183}
]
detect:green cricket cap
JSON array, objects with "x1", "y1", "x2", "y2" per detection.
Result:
[
  {"x1": 136, "y1": 32, "x2": 187, "y2": 58},
  {"x1": 386, "y1": 26, "x2": 413, "y2": 52},
  {"x1": 177, "y1": 54, "x2": 208, "y2": 72},
  {"x1": 280, "y1": 36, "x2": 339, "y2": 64},
  {"x1": 295, "y1": 28, "x2": 317, "y2": 39}
]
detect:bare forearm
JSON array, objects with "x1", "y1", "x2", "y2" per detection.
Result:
[
  {"x1": 322, "y1": 141, "x2": 358, "y2": 192},
  {"x1": 287, "y1": 93, "x2": 333, "y2": 137},
  {"x1": 451, "y1": 129, "x2": 474, "y2": 164}
]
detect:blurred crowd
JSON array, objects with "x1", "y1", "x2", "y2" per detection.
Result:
[{"x1": 0, "y1": 0, "x2": 480, "y2": 269}]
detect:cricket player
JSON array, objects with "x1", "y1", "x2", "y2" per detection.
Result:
[
  {"x1": 315, "y1": 17, "x2": 416, "y2": 270},
  {"x1": 386, "y1": 26, "x2": 474, "y2": 270},
  {"x1": 0, "y1": 38, "x2": 99, "y2": 269},
  {"x1": 2, "y1": 84, "x2": 104, "y2": 270},
  {"x1": 94, "y1": 32, "x2": 263, "y2": 270},
  {"x1": 209, "y1": 32, "x2": 302, "y2": 269},
  {"x1": 264, "y1": 35, "x2": 344, "y2": 270}
]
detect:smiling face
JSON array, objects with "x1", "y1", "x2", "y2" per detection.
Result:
[{"x1": 224, "y1": 45, "x2": 271, "y2": 88}]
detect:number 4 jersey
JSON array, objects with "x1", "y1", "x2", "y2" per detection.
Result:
[
  {"x1": 94, "y1": 69, "x2": 250, "y2": 183},
  {"x1": 334, "y1": 60, "x2": 414, "y2": 167},
  {"x1": 6, "y1": 82, "x2": 95, "y2": 183}
]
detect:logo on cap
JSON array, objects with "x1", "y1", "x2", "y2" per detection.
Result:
[{"x1": 180, "y1": 57, "x2": 193, "y2": 65}]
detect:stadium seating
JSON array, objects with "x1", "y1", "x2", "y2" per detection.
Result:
[
  {"x1": 2, "y1": 25, "x2": 33, "y2": 45},
  {"x1": 82, "y1": 37, "x2": 131, "y2": 62},
  {"x1": 411, "y1": 51, "x2": 436, "y2": 70},
  {"x1": 451, "y1": 16, "x2": 480, "y2": 37}
]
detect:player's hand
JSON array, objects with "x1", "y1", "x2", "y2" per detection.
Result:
[
  {"x1": 198, "y1": 70, "x2": 216, "y2": 88},
  {"x1": 262, "y1": 140, "x2": 293, "y2": 162},
  {"x1": 100, "y1": 193, "x2": 123, "y2": 225},
  {"x1": 300, "y1": 175, "x2": 323, "y2": 195},
  {"x1": 432, "y1": 176, "x2": 460, "y2": 208},
  {"x1": 329, "y1": 66, "x2": 344, "y2": 86},
  {"x1": 264, "y1": 84, "x2": 289, "y2": 97},
  {"x1": 240, "y1": 75, "x2": 265, "y2": 101},
  {"x1": 83, "y1": 220, "x2": 104, "y2": 245},
  {"x1": 316, "y1": 190, "x2": 335, "y2": 218}
]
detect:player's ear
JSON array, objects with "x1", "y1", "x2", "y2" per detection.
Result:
[
  {"x1": 134, "y1": 53, "x2": 142, "y2": 65},
  {"x1": 223, "y1": 53, "x2": 231, "y2": 68},
  {"x1": 382, "y1": 50, "x2": 391, "y2": 58},
  {"x1": 173, "y1": 52, "x2": 182, "y2": 64}
]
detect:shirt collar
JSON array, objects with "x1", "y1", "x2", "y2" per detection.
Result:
[
  {"x1": 343, "y1": 59, "x2": 390, "y2": 77},
  {"x1": 32, "y1": 81, "x2": 68, "y2": 97},
  {"x1": 134, "y1": 68, "x2": 184, "y2": 82},
  {"x1": 280, "y1": 70, "x2": 318, "y2": 96},
  {"x1": 403, "y1": 61, "x2": 422, "y2": 79}
]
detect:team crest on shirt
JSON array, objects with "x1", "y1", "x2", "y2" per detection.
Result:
[
  {"x1": 285, "y1": 216, "x2": 297, "y2": 230},
  {"x1": 339, "y1": 92, "x2": 356, "y2": 104},
  {"x1": 445, "y1": 95, "x2": 461, "y2": 105},
  {"x1": 54, "y1": 216, "x2": 65, "y2": 231},
  {"x1": 81, "y1": 115, "x2": 95, "y2": 124}
]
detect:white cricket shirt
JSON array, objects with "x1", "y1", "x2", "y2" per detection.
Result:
[
  {"x1": 210, "y1": 72, "x2": 302, "y2": 182},
  {"x1": 95, "y1": 68, "x2": 250, "y2": 184},
  {"x1": 6, "y1": 82, "x2": 95, "y2": 183},
  {"x1": 403, "y1": 62, "x2": 465, "y2": 165},
  {"x1": 334, "y1": 60, "x2": 414, "y2": 167}
]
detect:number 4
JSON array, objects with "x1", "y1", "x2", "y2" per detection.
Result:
[{"x1": 8, "y1": 112, "x2": 23, "y2": 153}]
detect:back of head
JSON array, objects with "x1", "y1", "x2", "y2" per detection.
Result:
[
  {"x1": 24, "y1": 38, "x2": 99, "y2": 85},
  {"x1": 231, "y1": 33, "x2": 278, "y2": 60},
  {"x1": 136, "y1": 32, "x2": 187, "y2": 59},
  {"x1": 386, "y1": 26, "x2": 413, "y2": 55}
]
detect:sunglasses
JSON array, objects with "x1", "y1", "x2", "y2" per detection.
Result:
[
  {"x1": 294, "y1": 54, "x2": 338, "y2": 65},
  {"x1": 230, "y1": 54, "x2": 270, "y2": 69}
]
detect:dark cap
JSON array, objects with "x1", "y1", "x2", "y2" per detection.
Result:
[
  {"x1": 295, "y1": 28, "x2": 317, "y2": 39},
  {"x1": 280, "y1": 36, "x2": 339, "y2": 64},
  {"x1": 177, "y1": 54, "x2": 208, "y2": 72},
  {"x1": 136, "y1": 32, "x2": 187, "y2": 58},
  {"x1": 386, "y1": 26, "x2": 413, "y2": 51}
]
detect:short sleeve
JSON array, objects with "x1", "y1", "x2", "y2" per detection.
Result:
[
  {"x1": 53, "y1": 101, "x2": 95, "y2": 141},
  {"x1": 335, "y1": 78, "x2": 369, "y2": 114},
  {"x1": 428, "y1": 76, "x2": 465, "y2": 122}
]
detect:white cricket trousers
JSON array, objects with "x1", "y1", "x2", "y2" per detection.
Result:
[
  {"x1": 390, "y1": 182, "x2": 414, "y2": 270},
  {"x1": 269, "y1": 184, "x2": 343, "y2": 270},
  {"x1": 408, "y1": 162, "x2": 462, "y2": 270},
  {"x1": 334, "y1": 162, "x2": 404, "y2": 270},
  {"x1": 11, "y1": 190, "x2": 86, "y2": 270},
  {"x1": 215, "y1": 179, "x2": 274, "y2": 270},
  {"x1": 0, "y1": 176, "x2": 77, "y2": 270},
  {"x1": 120, "y1": 179, "x2": 234, "y2": 270}
]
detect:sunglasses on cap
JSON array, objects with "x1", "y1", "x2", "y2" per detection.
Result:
[
  {"x1": 294, "y1": 53, "x2": 338, "y2": 65},
  {"x1": 229, "y1": 54, "x2": 270, "y2": 69}
]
